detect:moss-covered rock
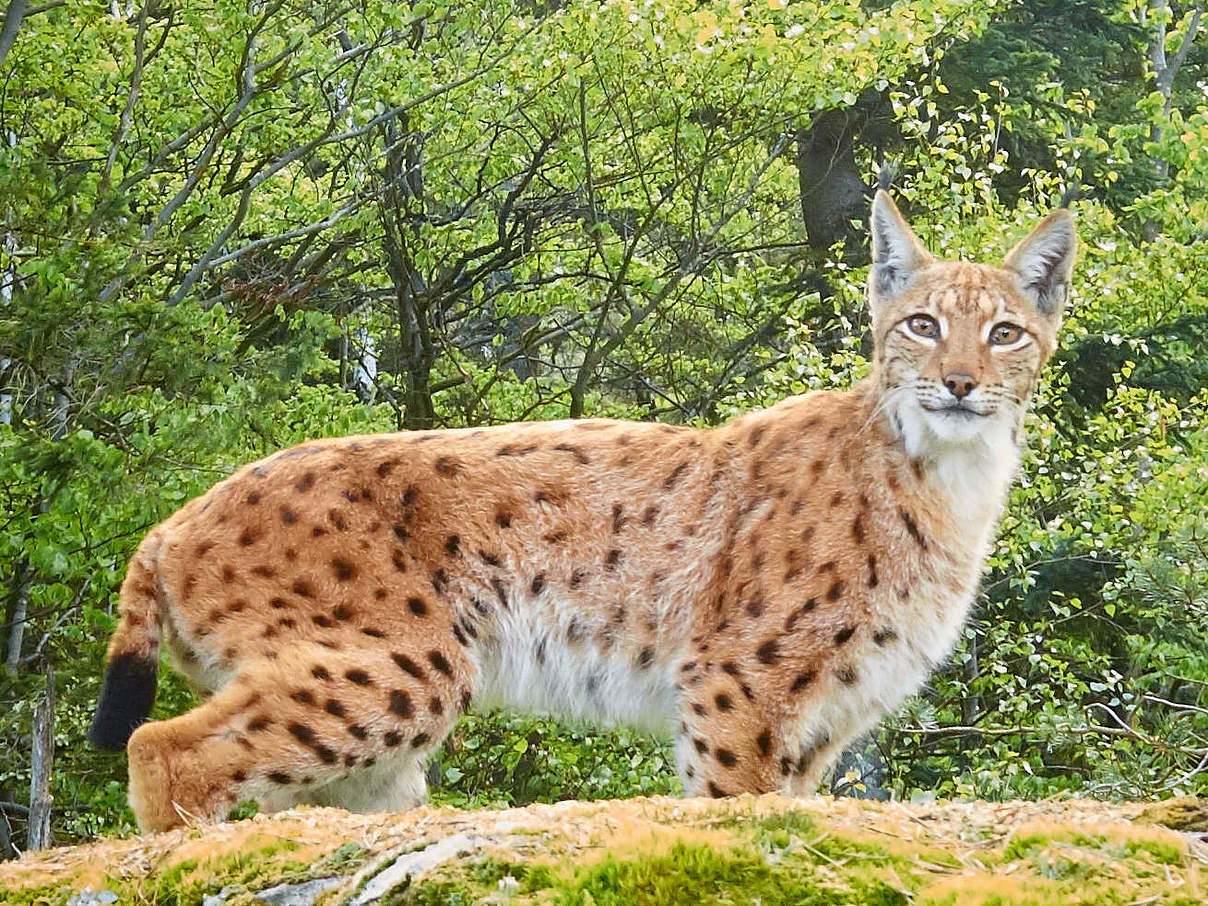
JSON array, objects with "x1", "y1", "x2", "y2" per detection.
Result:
[{"x1": 1, "y1": 796, "x2": 1203, "y2": 905}]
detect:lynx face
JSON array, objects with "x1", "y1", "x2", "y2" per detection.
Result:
[
  {"x1": 91, "y1": 192, "x2": 1075, "y2": 832},
  {"x1": 868, "y1": 196, "x2": 1071, "y2": 460}
]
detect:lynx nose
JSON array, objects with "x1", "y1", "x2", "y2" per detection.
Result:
[{"x1": 944, "y1": 373, "x2": 977, "y2": 399}]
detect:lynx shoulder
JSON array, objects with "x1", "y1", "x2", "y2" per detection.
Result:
[{"x1": 91, "y1": 192, "x2": 1076, "y2": 831}]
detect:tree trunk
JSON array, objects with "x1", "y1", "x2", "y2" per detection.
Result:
[
  {"x1": 1142, "y1": 0, "x2": 1203, "y2": 241},
  {"x1": 379, "y1": 118, "x2": 436, "y2": 429},
  {"x1": 26, "y1": 663, "x2": 55, "y2": 851},
  {"x1": 796, "y1": 109, "x2": 869, "y2": 252},
  {"x1": 4, "y1": 564, "x2": 31, "y2": 675}
]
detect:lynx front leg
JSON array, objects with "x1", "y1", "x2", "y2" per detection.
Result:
[{"x1": 126, "y1": 644, "x2": 471, "y2": 832}]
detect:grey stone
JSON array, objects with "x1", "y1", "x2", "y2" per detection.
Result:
[
  {"x1": 254, "y1": 876, "x2": 343, "y2": 906},
  {"x1": 67, "y1": 890, "x2": 119, "y2": 906}
]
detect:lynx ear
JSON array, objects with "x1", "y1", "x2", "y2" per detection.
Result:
[
  {"x1": 1003, "y1": 209, "x2": 1076, "y2": 319},
  {"x1": 868, "y1": 190, "x2": 933, "y2": 305}
]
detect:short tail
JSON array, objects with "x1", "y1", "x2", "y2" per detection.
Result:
[{"x1": 89, "y1": 532, "x2": 164, "y2": 750}]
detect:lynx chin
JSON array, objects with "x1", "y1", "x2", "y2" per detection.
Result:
[{"x1": 91, "y1": 191, "x2": 1075, "y2": 831}]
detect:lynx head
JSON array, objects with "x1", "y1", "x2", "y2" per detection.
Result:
[{"x1": 867, "y1": 191, "x2": 1075, "y2": 460}]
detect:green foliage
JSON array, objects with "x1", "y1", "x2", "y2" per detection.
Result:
[{"x1": 1, "y1": 0, "x2": 1207, "y2": 851}]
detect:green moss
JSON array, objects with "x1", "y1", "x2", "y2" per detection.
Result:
[
  {"x1": 748, "y1": 808, "x2": 820, "y2": 848},
  {"x1": 1122, "y1": 837, "x2": 1182, "y2": 866},
  {"x1": 0, "y1": 884, "x2": 75, "y2": 906}
]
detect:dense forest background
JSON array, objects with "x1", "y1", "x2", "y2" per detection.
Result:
[{"x1": 1, "y1": 0, "x2": 1206, "y2": 854}]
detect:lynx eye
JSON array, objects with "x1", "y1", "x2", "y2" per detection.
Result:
[
  {"x1": 989, "y1": 322, "x2": 1024, "y2": 346},
  {"x1": 905, "y1": 314, "x2": 940, "y2": 339}
]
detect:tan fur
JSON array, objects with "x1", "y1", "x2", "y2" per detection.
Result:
[{"x1": 95, "y1": 193, "x2": 1076, "y2": 831}]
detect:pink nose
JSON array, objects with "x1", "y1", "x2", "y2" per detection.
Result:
[{"x1": 944, "y1": 373, "x2": 977, "y2": 399}]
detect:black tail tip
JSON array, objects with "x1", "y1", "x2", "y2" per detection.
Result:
[{"x1": 89, "y1": 653, "x2": 158, "y2": 750}]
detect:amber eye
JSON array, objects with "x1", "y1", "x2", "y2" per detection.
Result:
[
  {"x1": 906, "y1": 314, "x2": 940, "y2": 339},
  {"x1": 989, "y1": 323, "x2": 1024, "y2": 346}
]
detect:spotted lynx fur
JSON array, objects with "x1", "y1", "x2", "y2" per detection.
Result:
[{"x1": 91, "y1": 192, "x2": 1075, "y2": 831}]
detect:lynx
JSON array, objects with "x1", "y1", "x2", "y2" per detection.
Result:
[{"x1": 91, "y1": 192, "x2": 1075, "y2": 832}]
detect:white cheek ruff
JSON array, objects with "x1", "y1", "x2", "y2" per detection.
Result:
[{"x1": 890, "y1": 392, "x2": 1021, "y2": 524}]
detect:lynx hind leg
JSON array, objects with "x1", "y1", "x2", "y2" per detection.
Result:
[
  {"x1": 127, "y1": 644, "x2": 469, "y2": 831},
  {"x1": 674, "y1": 690, "x2": 782, "y2": 799}
]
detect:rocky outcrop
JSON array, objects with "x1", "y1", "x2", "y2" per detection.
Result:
[{"x1": 2, "y1": 795, "x2": 1205, "y2": 904}]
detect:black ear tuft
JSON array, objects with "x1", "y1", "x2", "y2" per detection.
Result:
[
  {"x1": 876, "y1": 161, "x2": 897, "y2": 193},
  {"x1": 89, "y1": 653, "x2": 159, "y2": 750}
]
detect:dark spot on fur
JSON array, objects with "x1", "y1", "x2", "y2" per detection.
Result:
[
  {"x1": 692, "y1": 702, "x2": 707, "y2": 716},
  {"x1": 238, "y1": 529, "x2": 258, "y2": 547},
  {"x1": 851, "y1": 512, "x2": 865, "y2": 544},
  {"x1": 248, "y1": 716, "x2": 272, "y2": 732},
  {"x1": 453, "y1": 623, "x2": 470, "y2": 647},
  {"x1": 312, "y1": 665, "x2": 331, "y2": 681},
  {"x1": 748, "y1": 425, "x2": 765, "y2": 447},
  {"x1": 294, "y1": 473, "x2": 315, "y2": 492},
  {"x1": 531, "y1": 573, "x2": 546, "y2": 595},
  {"x1": 408, "y1": 597, "x2": 428, "y2": 617},
  {"x1": 332, "y1": 558, "x2": 356, "y2": 581},
  {"x1": 756, "y1": 640, "x2": 779, "y2": 664},
  {"x1": 605, "y1": 549, "x2": 622, "y2": 569},
  {"x1": 873, "y1": 627, "x2": 899, "y2": 646},
  {"x1": 745, "y1": 596, "x2": 764, "y2": 618},
  {"x1": 554, "y1": 443, "x2": 590, "y2": 464},
  {"x1": 312, "y1": 614, "x2": 334, "y2": 628},
  {"x1": 376, "y1": 460, "x2": 396, "y2": 477},
  {"x1": 664, "y1": 463, "x2": 689, "y2": 489},
  {"x1": 384, "y1": 730, "x2": 402, "y2": 747},
  {"x1": 496, "y1": 510, "x2": 512, "y2": 528},
  {"x1": 836, "y1": 665, "x2": 858, "y2": 685},
  {"x1": 834, "y1": 626, "x2": 856, "y2": 646},
  {"x1": 642, "y1": 505, "x2": 659, "y2": 526},
  {"x1": 899, "y1": 507, "x2": 926, "y2": 548},
  {"x1": 268, "y1": 771, "x2": 292, "y2": 784},
  {"x1": 790, "y1": 670, "x2": 816, "y2": 693},
  {"x1": 756, "y1": 730, "x2": 772, "y2": 757},
  {"x1": 292, "y1": 580, "x2": 314, "y2": 598},
  {"x1": 361, "y1": 627, "x2": 386, "y2": 638},
  {"x1": 479, "y1": 550, "x2": 501, "y2": 567},
  {"x1": 445, "y1": 534, "x2": 461, "y2": 557},
  {"x1": 345, "y1": 669, "x2": 371, "y2": 686},
  {"x1": 867, "y1": 554, "x2": 879, "y2": 588},
  {"x1": 637, "y1": 647, "x2": 654, "y2": 669},
  {"x1": 826, "y1": 580, "x2": 844, "y2": 602},
  {"x1": 612, "y1": 503, "x2": 625, "y2": 533},
  {"x1": 492, "y1": 577, "x2": 510, "y2": 609},
  {"x1": 288, "y1": 722, "x2": 317, "y2": 745},
  {"x1": 324, "y1": 699, "x2": 346, "y2": 717},
  {"x1": 327, "y1": 509, "x2": 347, "y2": 531},
  {"x1": 411, "y1": 732, "x2": 431, "y2": 749},
  {"x1": 389, "y1": 690, "x2": 413, "y2": 718},
  {"x1": 715, "y1": 693, "x2": 733, "y2": 712},
  {"x1": 428, "y1": 650, "x2": 453, "y2": 676},
  {"x1": 429, "y1": 696, "x2": 444, "y2": 715},
  {"x1": 693, "y1": 738, "x2": 708, "y2": 754},
  {"x1": 434, "y1": 456, "x2": 462, "y2": 477},
  {"x1": 290, "y1": 690, "x2": 315, "y2": 705},
  {"x1": 716, "y1": 748, "x2": 738, "y2": 767},
  {"x1": 431, "y1": 568, "x2": 448, "y2": 594},
  {"x1": 392, "y1": 522, "x2": 410, "y2": 542},
  {"x1": 707, "y1": 782, "x2": 729, "y2": 798}
]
